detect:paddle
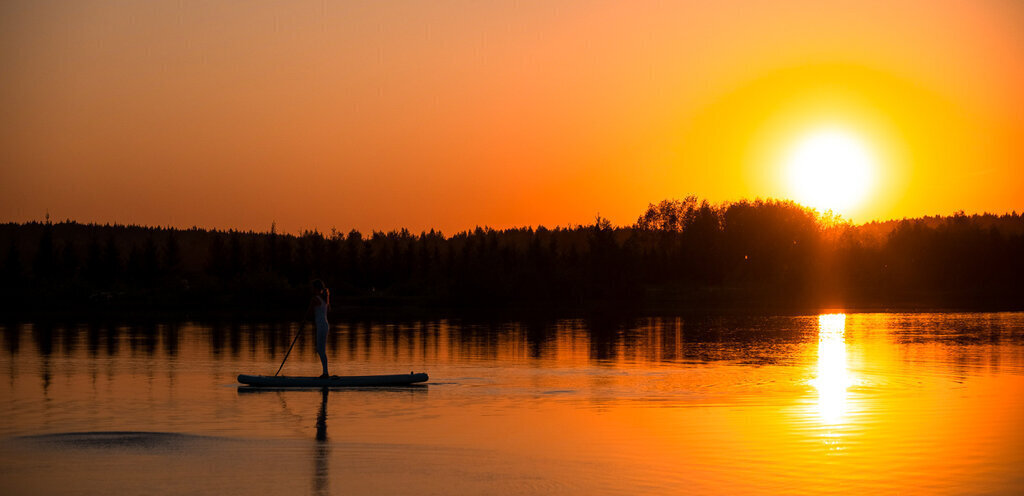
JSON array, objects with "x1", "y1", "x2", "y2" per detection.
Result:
[{"x1": 274, "y1": 322, "x2": 305, "y2": 377}]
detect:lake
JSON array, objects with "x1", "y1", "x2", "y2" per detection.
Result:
[{"x1": 2, "y1": 312, "x2": 1023, "y2": 495}]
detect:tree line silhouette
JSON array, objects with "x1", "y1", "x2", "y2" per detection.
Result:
[{"x1": 2, "y1": 197, "x2": 1022, "y2": 316}]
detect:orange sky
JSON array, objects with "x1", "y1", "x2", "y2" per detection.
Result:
[{"x1": 2, "y1": 1, "x2": 1022, "y2": 234}]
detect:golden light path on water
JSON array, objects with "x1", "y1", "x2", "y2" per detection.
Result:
[{"x1": 812, "y1": 313, "x2": 853, "y2": 429}]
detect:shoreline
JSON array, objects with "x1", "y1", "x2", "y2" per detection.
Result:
[{"x1": 3, "y1": 298, "x2": 1021, "y2": 325}]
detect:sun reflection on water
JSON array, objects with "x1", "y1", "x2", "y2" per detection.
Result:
[{"x1": 812, "y1": 313, "x2": 851, "y2": 426}]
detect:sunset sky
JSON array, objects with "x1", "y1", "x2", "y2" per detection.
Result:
[{"x1": 2, "y1": 0, "x2": 1022, "y2": 234}]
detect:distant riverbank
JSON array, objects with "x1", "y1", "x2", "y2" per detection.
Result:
[{"x1": 4, "y1": 198, "x2": 1023, "y2": 320}]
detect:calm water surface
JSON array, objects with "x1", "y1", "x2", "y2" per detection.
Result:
[{"x1": 1, "y1": 312, "x2": 1023, "y2": 495}]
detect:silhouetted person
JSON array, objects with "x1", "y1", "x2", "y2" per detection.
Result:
[{"x1": 306, "y1": 280, "x2": 331, "y2": 377}]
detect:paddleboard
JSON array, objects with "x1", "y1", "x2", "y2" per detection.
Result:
[{"x1": 237, "y1": 372, "x2": 428, "y2": 387}]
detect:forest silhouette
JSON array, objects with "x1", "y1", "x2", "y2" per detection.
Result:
[{"x1": 2, "y1": 197, "x2": 1022, "y2": 316}]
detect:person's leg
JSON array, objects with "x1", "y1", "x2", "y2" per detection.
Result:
[
  {"x1": 316, "y1": 326, "x2": 329, "y2": 377},
  {"x1": 318, "y1": 350, "x2": 328, "y2": 377}
]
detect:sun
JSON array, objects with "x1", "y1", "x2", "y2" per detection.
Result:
[{"x1": 784, "y1": 127, "x2": 877, "y2": 215}]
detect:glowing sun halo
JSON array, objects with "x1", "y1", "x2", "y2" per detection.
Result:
[{"x1": 785, "y1": 128, "x2": 876, "y2": 215}]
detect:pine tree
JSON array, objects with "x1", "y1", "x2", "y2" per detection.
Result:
[
  {"x1": 3, "y1": 239, "x2": 21, "y2": 283},
  {"x1": 33, "y1": 220, "x2": 55, "y2": 281},
  {"x1": 102, "y1": 236, "x2": 121, "y2": 283}
]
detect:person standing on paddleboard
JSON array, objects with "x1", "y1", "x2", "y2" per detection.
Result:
[{"x1": 307, "y1": 279, "x2": 331, "y2": 377}]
